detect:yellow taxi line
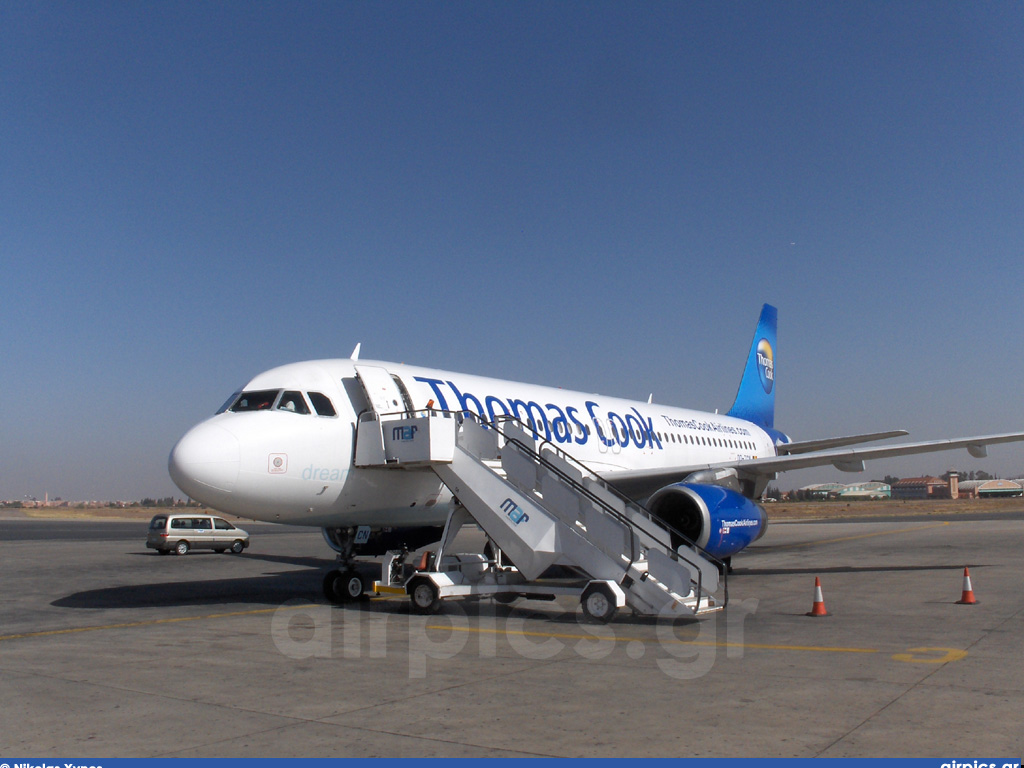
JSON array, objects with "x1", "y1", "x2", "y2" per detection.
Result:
[
  {"x1": 426, "y1": 625, "x2": 967, "y2": 663},
  {"x1": 427, "y1": 624, "x2": 879, "y2": 654}
]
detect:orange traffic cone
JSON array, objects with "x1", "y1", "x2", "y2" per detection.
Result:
[
  {"x1": 806, "y1": 576, "x2": 829, "y2": 616},
  {"x1": 956, "y1": 566, "x2": 977, "y2": 604}
]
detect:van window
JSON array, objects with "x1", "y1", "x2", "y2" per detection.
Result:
[
  {"x1": 170, "y1": 517, "x2": 212, "y2": 530},
  {"x1": 150, "y1": 516, "x2": 167, "y2": 530},
  {"x1": 214, "y1": 518, "x2": 234, "y2": 530}
]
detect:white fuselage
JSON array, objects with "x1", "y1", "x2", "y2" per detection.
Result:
[{"x1": 169, "y1": 359, "x2": 777, "y2": 527}]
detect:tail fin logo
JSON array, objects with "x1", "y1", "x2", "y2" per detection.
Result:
[{"x1": 756, "y1": 339, "x2": 774, "y2": 394}]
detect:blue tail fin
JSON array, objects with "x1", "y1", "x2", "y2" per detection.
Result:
[{"x1": 726, "y1": 304, "x2": 777, "y2": 429}]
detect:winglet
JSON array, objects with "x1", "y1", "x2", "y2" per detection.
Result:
[
  {"x1": 726, "y1": 304, "x2": 777, "y2": 429},
  {"x1": 350, "y1": 343, "x2": 361, "y2": 361}
]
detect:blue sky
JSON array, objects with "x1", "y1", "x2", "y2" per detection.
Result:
[{"x1": 3, "y1": 2, "x2": 1023, "y2": 501}]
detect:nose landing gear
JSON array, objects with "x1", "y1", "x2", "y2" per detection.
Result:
[
  {"x1": 323, "y1": 568, "x2": 368, "y2": 604},
  {"x1": 321, "y1": 526, "x2": 370, "y2": 604}
]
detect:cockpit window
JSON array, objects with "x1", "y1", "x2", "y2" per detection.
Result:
[
  {"x1": 229, "y1": 390, "x2": 280, "y2": 412},
  {"x1": 216, "y1": 390, "x2": 243, "y2": 414},
  {"x1": 277, "y1": 391, "x2": 311, "y2": 414},
  {"x1": 308, "y1": 392, "x2": 337, "y2": 417}
]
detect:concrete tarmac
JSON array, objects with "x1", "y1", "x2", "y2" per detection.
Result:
[{"x1": 1, "y1": 514, "x2": 1022, "y2": 758}]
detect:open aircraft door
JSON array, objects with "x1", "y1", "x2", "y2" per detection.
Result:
[
  {"x1": 355, "y1": 365, "x2": 410, "y2": 416},
  {"x1": 352, "y1": 365, "x2": 420, "y2": 467}
]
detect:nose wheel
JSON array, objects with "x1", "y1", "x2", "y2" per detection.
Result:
[{"x1": 323, "y1": 568, "x2": 367, "y2": 604}]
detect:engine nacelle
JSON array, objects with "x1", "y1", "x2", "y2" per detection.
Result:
[{"x1": 646, "y1": 483, "x2": 767, "y2": 560}]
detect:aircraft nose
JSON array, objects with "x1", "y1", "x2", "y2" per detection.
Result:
[{"x1": 168, "y1": 422, "x2": 241, "y2": 499}]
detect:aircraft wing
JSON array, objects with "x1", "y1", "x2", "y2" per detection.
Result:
[
  {"x1": 776, "y1": 430, "x2": 909, "y2": 455},
  {"x1": 604, "y1": 430, "x2": 1024, "y2": 499}
]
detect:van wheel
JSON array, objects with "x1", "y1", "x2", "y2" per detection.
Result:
[
  {"x1": 230, "y1": 540, "x2": 245, "y2": 554},
  {"x1": 174, "y1": 540, "x2": 190, "y2": 556}
]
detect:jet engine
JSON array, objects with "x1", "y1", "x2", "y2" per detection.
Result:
[{"x1": 646, "y1": 483, "x2": 767, "y2": 560}]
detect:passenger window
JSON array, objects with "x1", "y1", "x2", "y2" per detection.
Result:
[
  {"x1": 277, "y1": 391, "x2": 310, "y2": 414},
  {"x1": 171, "y1": 518, "x2": 188, "y2": 529},
  {"x1": 214, "y1": 518, "x2": 233, "y2": 530},
  {"x1": 230, "y1": 390, "x2": 280, "y2": 412},
  {"x1": 308, "y1": 392, "x2": 337, "y2": 417}
]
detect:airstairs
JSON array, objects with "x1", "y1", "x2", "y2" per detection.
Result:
[{"x1": 354, "y1": 409, "x2": 727, "y2": 621}]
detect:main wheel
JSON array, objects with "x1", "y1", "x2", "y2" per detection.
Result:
[
  {"x1": 581, "y1": 584, "x2": 616, "y2": 623},
  {"x1": 409, "y1": 578, "x2": 440, "y2": 614},
  {"x1": 230, "y1": 539, "x2": 245, "y2": 554},
  {"x1": 174, "y1": 540, "x2": 190, "y2": 556}
]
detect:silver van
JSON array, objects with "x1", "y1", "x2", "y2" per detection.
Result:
[{"x1": 147, "y1": 514, "x2": 250, "y2": 556}]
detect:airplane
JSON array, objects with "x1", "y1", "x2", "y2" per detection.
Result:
[{"x1": 168, "y1": 304, "x2": 1024, "y2": 605}]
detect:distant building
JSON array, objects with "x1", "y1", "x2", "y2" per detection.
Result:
[
  {"x1": 800, "y1": 483, "x2": 846, "y2": 500},
  {"x1": 799, "y1": 474, "x2": 1021, "y2": 501},
  {"x1": 798, "y1": 482, "x2": 891, "y2": 500},
  {"x1": 956, "y1": 479, "x2": 1023, "y2": 499},
  {"x1": 891, "y1": 477, "x2": 948, "y2": 500},
  {"x1": 837, "y1": 481, "x2": 891, "y2": 500}
]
